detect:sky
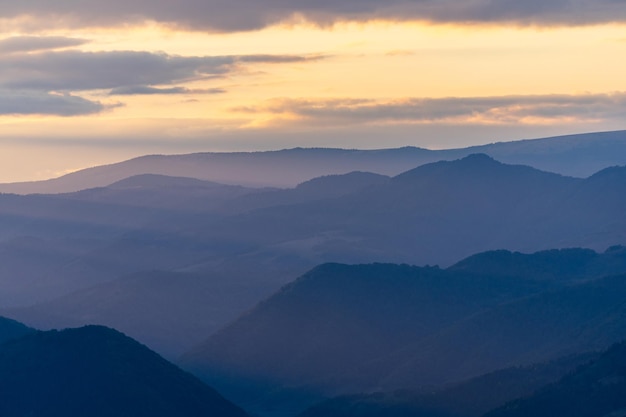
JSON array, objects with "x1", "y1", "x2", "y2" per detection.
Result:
[{"x1": 1, "y1": 1, "x2": 626, "y2": 182}]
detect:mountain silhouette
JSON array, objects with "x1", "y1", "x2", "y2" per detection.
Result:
[
  {"x1": 298, "y1": 352, "x2": 598, "y2": 417},
  {"x1": 181, "y1": 247, "x2": 626, "y2": 416},
  {"x1": 485, "y1": 340, "x2": 626, "y2": 417},
  {"x1": 0, "y1": 316, "x2": 34, "y2": 344},
  {"x1": 3, "y1": 155, "x2": 626, "y2": 358},
  {"x1": 1, "y1": 130, "x2": 625, "y2": 194},
  {"x1": 0, "y1": 325, "x2": 248, "y2": 417}
]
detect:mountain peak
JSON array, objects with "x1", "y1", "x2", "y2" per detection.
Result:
[
  {"x1": 392, "y1": 152, "x2": 556, "y2": 184},
  {"x1": 107, "y1": 174, "x2": 221, "y2": 189},
  {"x1": 461, "y1": 153, "x2": 497, "y2": 163},
  {"x1": 586, "y1": 164, "x2": 626, "y2": 181},
  {"x1": 452, "y1": 152, "x2": 503, "y2": 170}
]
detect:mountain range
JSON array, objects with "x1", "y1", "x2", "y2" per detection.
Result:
[
  {"x1": 485, "y1": 340, "x2": 626, "y2": 417},
  {"x1": 3, "y1": 151, "x2": 626, "y2": 358},
  {"x1": 1, "y1": 132, "x2": 626, "y2": 416},
  {"x1": 1, "y1": 130, "x2": 625, "y2": 194},
  {"x1": 298, "y1": 351, "x2": 599, "y2": 417},
  {"x1": 299, "y1": 339, "x2": 626, "y2": 417},
  {"x1": 181, "y1": 247, "x2": 626, "y2": 416}
]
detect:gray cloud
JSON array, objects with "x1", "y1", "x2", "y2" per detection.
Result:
[
  {"x1": 108, "y1": 86, "x2": 190, "y2": 95},
  {"x1": 108, "y1": 85, "x2": 227, "y2": 95},
  {"x1": 0, "y1": 36, "x2": 88, "y2": 54},
  {"x1": 0, "y1": 90, "x2": 113, "y2": 116},
  {"x1": 0, "y1": 49, "x2": 308, "y2": 116},
  {"x1": 0, "y1": 50, "x2": 316, "y2": 92},
  {"x1": 237, "y1": 93, "x2": 626, "y2": 125},
  {"x1": 1, "y1": 1, "x2": 626, "y2": 31}
]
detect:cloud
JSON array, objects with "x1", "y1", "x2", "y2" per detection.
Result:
[
  {"x1": 0, "y1": 36, "x2": 88, "y2": 54},
  {"x1": 0, "y1": 50, "x2": 320, "y2": 92},
  {"x1": 108, "y1": 86, "x2": 191, "y2": 95},
  {"x1": 0, "y1": 90, "x2": 115, "y2": 116},
  {"x1": 236, "y1": 93, "x2": 626, "y2": 126},
  {"x1": 1, "y1": 1, "x2": 626, "y2": 31},
  {"x1": 108, "y1": 85, "x2": 227, "y2": 95},
  {"x1": 0, "y1": 49, "x2": 307, "y2": 116}
]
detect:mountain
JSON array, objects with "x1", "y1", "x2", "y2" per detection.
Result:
[
  {"x1": 298, "y1": 352, "x2": 598, "y2": 417},
  {"x1": 384, "y1": 271, "x2": 626, "y2": 389},
  {"x1": 220, "y1": 171, "x2": 390, "y2": 213},
  {"x1": 61, "y1": 174, "x2": 261, "y2": 213},
  {"x1": 181, "y1": 248, "x2": 626, "y2": 416},
  {"x1": 0, "y1": 175, "x2": 263, "y2": 307},
  {"x1": 196, "y1": 154, "x2": 583, "y2": 267},
  {"x1": 2, "y1": 155, "x2": 626, "y2": 359},
  {"x1": 4, "y1": 269, "x2": 294, "y2": 358},
  {"x1": 468, "y1": 129, "x2": 626, "y2": 178},
  {"x1": 0, "y1": 325, "x2": 248, "y2": 417},
  {"x1": 448, "y1": 246, "x2": 626, "y2": 283},
  {"x1": 1, "y1": 130, "x2": 625, "y2": 194},
  {"x1": 0, "y1": 147, "x2": 439, "y2": 194},
  {"x1": 0, "y1": 316, "x2": 34, "y2": 344},
  {"x1": 485, "y1": 341, "x2": 626, "y2": 417},
  {"x1": 0, "y1": 170, "x2": 391, "y2": 344},
  {"x1": 202, "y1": 153, "x2": 626, "y2": 267},
  {"x1": 183, "y1": 262, "x2": 548, "y2": 385}
]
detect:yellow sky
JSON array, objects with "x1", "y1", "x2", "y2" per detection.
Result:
[
  {"x1": 71, "y1": 22, "x2": 626, "y2": 117},
  {"x1": 1, "y1": 20, "x2": 626, "y2": 181}
]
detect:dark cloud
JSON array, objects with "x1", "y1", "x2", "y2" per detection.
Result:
[
  {"x1": 108, "y1": 85, "x2": 227, "y2": 95},
  {"x1": 109, "y1": 86, "x2": 191, "y2": 95},
  {"x1": 0, "y1": 49, "x2": 305, "y2": 116},
  {"x1": 1, "y1": 1, "x2": 626, "y2": 31},
  {"x1": 0, "y1": 36, "x2": 88, "y2": 54},
  {"x1": 0, "y1": 50, "x2": 316, "y2": 92},
  {"x1": 237, "y1": 93, "x2": 626, "y2": 125},
  {"x1": 237, "y1": 54, "x2": 327, "y2": 63},
  {"x1": 0, "y1": 90, "x2": 114, "y2": 116}
]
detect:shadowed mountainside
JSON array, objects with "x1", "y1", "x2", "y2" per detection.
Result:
[
  {"x1": 3, "y1": 269, "x2": 291, "y2": 358},
  {"x1": 0, "y1": 325, "x2": 249, "y2": 417},
  {"x1": 3, "y1": 156, "x2": 626, "y2": 359},
  {"x1": 0, "y1": 316, "x2": 34, "y2": 344},
  {"x1": 485, "y1": 341, "x2": 626, "y2": 417},
  {"x1": 61, "y1": 174, "x2": 262, "y2": 212},
  {"x1": 298, "y1": 352, "x2": 599, "y2": 417},
  {"x1": 181, "y1": 247, "x2": 626, "y2": 416}
]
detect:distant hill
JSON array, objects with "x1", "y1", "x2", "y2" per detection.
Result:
[
  {"x1": 0, "y1": 326, "x2": 248, "y2": 417},
  {"x1": 298, "y1": 352, "x2": 598, "y2": 417},
  {"x1": 4, "y1": 269, "x2": 290, "y2": 358},
  {"x1": 468, "y1": 130, "x2": 626, "y2": 178},
  {"x1": 485, "y1": 341, "x2": 626, "y2": 417},
  {"x1": 198, "y1": 153, "x2": 623, "y2": 266},
  {"x1": 0, "y1": 154, "x2": 626, "y2": 357},
  {"x1": 0, "y1": 147, "x2": 438, "y2": 194},
  {"x1": 381, "y1": 272, "x2": 626, "y2": 389},
  {"x1": 217, "y1": 171, "x2": 390, "y2": 214},
  {"x1": 61, "y1": 174, "x2": 259, "y2": 212},
  {"x1": 0, "y1": 316, "x2": 34, "y2": 344},
  {"x1": 448, "y1": 246, "x2": 626, "y2": 283},
  {"x1": 183, "y1": 262, "x2": 548, "y2": 385},
  {"x1": 181, "y1": 248, "x2": 626, "y2": 416},
  {"x1": 1, "y1": 130, "x2": 625, "y2": 194},
  {"x1": 3, "y1": 155, "x2": 626, "y2": 359}
]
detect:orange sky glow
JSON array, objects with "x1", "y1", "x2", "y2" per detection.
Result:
[{"x1": 1, "y1": 6, "x2": 626, "y2": 181}]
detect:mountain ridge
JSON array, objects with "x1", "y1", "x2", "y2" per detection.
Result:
[
  {"x1": 1, "y1": 129, "x2": 625, "y2": 194},
  {"x1": 180, "y1": 247, "x2": 626, "y2": 416}
]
